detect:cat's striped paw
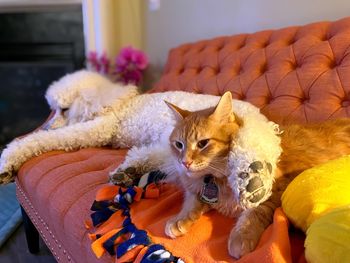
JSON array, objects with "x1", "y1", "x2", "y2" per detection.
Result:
[
  {"x1": 109, "y1": 167, "x2": 141, "y2": 187},
  {"x1": 165, "y1": 217, "x2": 193, "y2": 238},
  {"x1": 228, "y1": 223, "x2": 262, "y2": 259}
]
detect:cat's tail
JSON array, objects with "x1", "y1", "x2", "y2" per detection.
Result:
[{"x1": 0, "y1": 114, "x2": 117, "y2": 184}]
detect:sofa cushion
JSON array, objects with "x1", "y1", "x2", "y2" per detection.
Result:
[
  {"x1": 152, "y1": 17, "x2": 350, "y2": 125},
  {"x1": 17, "y1": 148, "x2": 127, "y2": 263},
  {"x1": 17, "y1": 148, "x2": 306, "y2": 263}
]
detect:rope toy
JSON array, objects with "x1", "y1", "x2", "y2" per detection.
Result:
[{"x1": 85, "y1": 170, "x2": 184, "y2": 263}]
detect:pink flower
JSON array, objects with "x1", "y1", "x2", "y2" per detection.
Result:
[
  {"x1": 114, "y1": 46, "x2": 148, "y2": 85},
  {"x1": 119, "y1": 70, "x2": 142, "y2": 85},
  {"x1": 99, "y1": 52, "x2": 110, "y2": 75},
  {"x1": 87, "y1": 51, "x2": 101, "y2": 72},
  {"x1": 116, "y1": 47, "x2": 148, "y2": 69},
  {"x1": 86, "y1": 46, "x2": 148, "y2": 86}
]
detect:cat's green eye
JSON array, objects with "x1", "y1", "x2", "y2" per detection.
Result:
[
  {"x1": 197, "y1": 139, "x2": 209, "y2": 149},
  {"x1": 174, "y1": 141, "x2": 184, "y2": 150}
]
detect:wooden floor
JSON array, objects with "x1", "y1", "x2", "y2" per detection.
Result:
[{"x1": 0, "y1": 224, "x2": 56, "y2": 263}]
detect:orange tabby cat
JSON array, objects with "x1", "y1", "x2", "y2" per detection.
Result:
[
  {"x1": 164, "y1": 92, "x2": 350, "y2": 259},
  {"x1": 163, "y1": 93, "x2": 244, "y2": 239}
]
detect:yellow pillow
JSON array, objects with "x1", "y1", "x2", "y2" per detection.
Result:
[
  {"x1": 305, "y1": 205, "x2": 350, "y2": 263},
  {"x1": 281, "y1": 155, "x2": 350, "y2": 232}
]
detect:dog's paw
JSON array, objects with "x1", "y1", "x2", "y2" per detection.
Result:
[
  {"x1": 0, "y1": 171, "x2": 14, "y2": 185},
  {"x1": 165, "y1": 217, "x2": 193, "y2": 239},
  {"x1": 109, "y1": 167, "x2": 142, "y2": 187},
  {"x1": 237, "y1": 161, "x2": 273, "y2": 209}
]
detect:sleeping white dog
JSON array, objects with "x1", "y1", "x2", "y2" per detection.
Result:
[{"x1": 0, "y1": 70, "x2": 281, "y2": 258}]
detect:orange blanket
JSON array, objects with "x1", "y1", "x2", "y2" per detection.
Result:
[{"x1": 88, "y1": 183, "x2": 306, "y2": 263}]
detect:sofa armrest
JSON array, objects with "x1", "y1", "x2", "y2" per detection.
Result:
[{"x1": 16, "y1": 111, "x2": 56, "y2": 140}]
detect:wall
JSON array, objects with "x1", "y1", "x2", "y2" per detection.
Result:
[
  {"x1": 145, "y1": 0, "x2": 350, "y2": 87},
  {"x1": 83, "y1": 0, "x2": 144, "y2": 59}
]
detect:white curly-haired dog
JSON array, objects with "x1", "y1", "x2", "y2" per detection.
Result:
[{"x1": 0, "y1": 70, "x2": 281, "y2": 258}]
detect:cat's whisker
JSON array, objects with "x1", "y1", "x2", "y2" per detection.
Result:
[
  {"x1": 210, "y1": 161, "x2": 228, "y2": 168},
  {"x1": 209, "y1": 156, "x2": 228, "y2": 164},
  {"x1": 160, "y1": 163, "x2": 178, "y2": 177},
  {"x1": 207, "y1": 164, "x2": 227, "y2": 176},
  {"x1": 210, "y1": 158, "x2": 229, "y2": 168}
]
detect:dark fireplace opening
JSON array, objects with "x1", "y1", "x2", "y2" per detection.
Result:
[{"x1": 0, "y1": 6, "x2": 85, "y2": 147}]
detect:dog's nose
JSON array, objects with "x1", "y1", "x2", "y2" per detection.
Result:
[{"x1": 182, "y1": 161, "x2": 193, "y2": 169}]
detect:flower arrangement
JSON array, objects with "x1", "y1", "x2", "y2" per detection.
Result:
[{"x1": 87, "y1": 46, "x2": 148, "y2": 86}]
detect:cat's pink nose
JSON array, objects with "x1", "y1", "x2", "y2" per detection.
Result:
[{"x1": 182, "y1": 161, "x2": 193, "y2": 169}]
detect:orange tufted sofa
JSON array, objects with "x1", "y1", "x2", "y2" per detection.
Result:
[{"x1": 16, "y1": 17, "x2": 350, "y2": 263}]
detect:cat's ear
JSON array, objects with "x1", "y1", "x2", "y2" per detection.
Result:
[
  {"x1": 164, "y1": 101, "x2": 191, "y2": 121},
  {"x1": 211, "y1": 91, "x2": 234, "y2": 122}
]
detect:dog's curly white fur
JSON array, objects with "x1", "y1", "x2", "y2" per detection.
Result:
[
  {"x1": 0, "y1": 70, "x2": 283, "y2": 258},
  {"x1": 0, "y1": 71, "x2": 281, "y2": 203}
]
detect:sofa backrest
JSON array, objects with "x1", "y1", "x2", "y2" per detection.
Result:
[{"x1": 151, "y1": 17, "x2": 350, "y2": 125}]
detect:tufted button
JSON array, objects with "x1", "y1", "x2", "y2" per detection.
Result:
[
  {"x1": 320, "y1": 34, "x2": 328, "y2": 41},
  {"x1": 288, "y1": 60, "x2": 297, "y2": 70},
  {"x1": 178, "y1": 68, "x2": 185, "y2": 74},
  {"x1": 198, "y1": 66, "x2": 205, "y2": 73},
  {"x1": 265, "y1": 96, "x2": 272, "y2": 104},
  {"x1": 260, "y1": 63, "x2": 268, "y2": 73},
  {"x1": 301, "y1": 97, "x2": 310, "y2": 104},
  {"x1": 261, "y1": 42, "x2": 269, "y2": 48},
  {"x1": 288, "y1": 38, "x2": 295, "y2": 45},
  {"x1": 295, "y1": 62, "x2": 302, "y2": 69},
  {"x1": 238, "y1": 41, "x2": 246, "y2": 49},
  {"x1": 329, "y1": 60, "x2": 337, "y2": 69},
  {"x1": 211, "y1": 67, "x2": 219, "y2": 74},
  {"x1": 217, "y1": 44, "x2": 225, "y2": 51},
  {"x1": 198, "y1": 46, "x2": 205, "y2": 52},
  {"x1": 342, "y1": 101, "x2": 350, "y2": 107}
]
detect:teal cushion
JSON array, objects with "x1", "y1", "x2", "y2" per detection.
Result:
[{"x1": 0, "y1": 183, "x2": 22, "y2": 247}]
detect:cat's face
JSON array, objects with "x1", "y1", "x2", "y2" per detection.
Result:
[{"x1": 167, "y1": 92, "x2": 242, "y2": 179}]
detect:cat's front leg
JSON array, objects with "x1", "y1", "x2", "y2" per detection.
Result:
[
  {"x1": 228, "y1": 175, "x2": 290, "y2": 258},
  {"x1": 109, "y1": 143, "x2": 172, "y2": 186},
  {"x1": 165, "y1": 192, "x2": 209, "y2": 238},
  {"x1": 228, "y1": 207, "x2": 271, "y2": 258}
]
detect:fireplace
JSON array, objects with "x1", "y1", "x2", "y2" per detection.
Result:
[{"x1": 0, "y1": 4, "x2": 85, "y2": 147}]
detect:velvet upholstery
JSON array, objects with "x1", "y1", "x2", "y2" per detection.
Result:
[
  {"x1": 152, "y1": 17, "x2": 350, "y2": 125},
  {"x1": 16, "y1": 17, "x2": 350, "y2": 262}
]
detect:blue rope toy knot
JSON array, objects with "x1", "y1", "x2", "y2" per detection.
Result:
[{"x1": 89, "y1": 170, "x2": 184, "y2": 262}]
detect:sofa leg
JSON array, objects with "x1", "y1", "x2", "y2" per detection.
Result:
[{"x1": 21, "y1": 206, "x2": 40, "y2": 254}]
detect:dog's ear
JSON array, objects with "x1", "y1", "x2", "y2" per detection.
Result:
[{"x1": 164, "y1": 100, "x2": 191, "y2": 121}]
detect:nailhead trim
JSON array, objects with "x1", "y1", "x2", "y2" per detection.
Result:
[{"x1": 16, "y1": 182, "x2": 75, "y2": 263}]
